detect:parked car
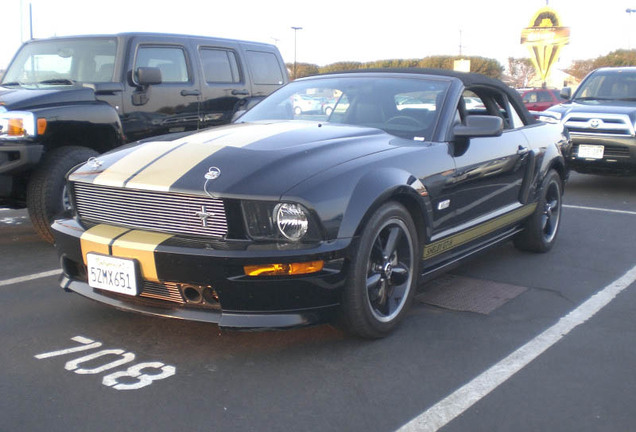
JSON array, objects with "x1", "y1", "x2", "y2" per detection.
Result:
[
  {"x1": 519, "y1": 88, "x2": 565, "y2": 112},
  {"x1": 292, "y1": 94, "x2": 323, "y2": 115},
  {"x1": 53, "y1": 69, "x2": 569, "y2": 338},
  {"x1": 543, "y1": 67, "x2": 636, "y2": 175},
  {"x1": 0, "y1": 32, "x2": 288, "y2": 242}
]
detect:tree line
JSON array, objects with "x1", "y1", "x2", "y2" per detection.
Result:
[{"x1": 287, "y1": 49, "x2": 636, "y2": 86}]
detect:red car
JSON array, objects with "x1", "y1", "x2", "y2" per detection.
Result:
[{"x1": 518, "y1": 88, "x2": 565, "y2": 111}]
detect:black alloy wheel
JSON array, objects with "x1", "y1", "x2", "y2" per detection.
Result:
[
  {"x1": 514, "y1": 169, "x2": 563, "y2": 253},
  {"x1": 341, "y1": 202, "x2": 418, "y2": 338}
]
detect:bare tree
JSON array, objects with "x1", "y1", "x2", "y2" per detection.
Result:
[{"x1": 506, "y1": 58, "x2": 536, "y2": 88}]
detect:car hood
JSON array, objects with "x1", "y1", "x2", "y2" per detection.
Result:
[
  {"x1": 548, "y1": 100, "x2": 636, "y2": 122},
  {"x1": 0, "y1": 85, "x2": 97, "y2": 111},
  {"x1": 69, "y1": 121, "x2": 403, "y2": 198}
]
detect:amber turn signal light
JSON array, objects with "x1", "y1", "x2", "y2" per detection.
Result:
[
  {"x1": 244, "y1": 260, "x2": 324, "y2": 276},
  {"x1": 37, "y1": 118, "x2": 47, "y2": 135}
]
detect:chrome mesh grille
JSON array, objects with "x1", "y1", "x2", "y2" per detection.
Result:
[
  {"x1": 564, "y1": 113, "x2": 635, "y2": 137},
  {"x1": 141, "y1": 281, "x2": 185, "y2": 304},
  {"x1": 73, "y1": 183, "x2": 228, "y2": 238}
]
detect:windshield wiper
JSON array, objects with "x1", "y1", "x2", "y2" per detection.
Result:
[
  {"x1": 38, "y1": 78, "x2": 76, "y2": 85},
  {"x1": 1, "y1": 81, "x2": 22, "y2": 87},
  {"x1": 616, "y1": 97, "x2": 636, "y2": 102}
]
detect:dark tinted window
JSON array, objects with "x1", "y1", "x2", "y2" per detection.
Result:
[
  {"x1": 200, "y1": 48, "x2": 240, "y2": 83},
  {"x1": 136, "y1": 46, "x2": 189, "y2": 83},
  {"x1": 246, "y1": 51, "x2": 284, "y2": 85}
]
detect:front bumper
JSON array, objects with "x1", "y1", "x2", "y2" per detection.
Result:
[
  {"x1": 568, "y1": 135, "x2": 636, "y2": 175},
  {"x1": 0, "y1": 141, "x2": 43, "y2": 174},
  {"x1": 53, "y1": 218, "x2": 352, "y2": 329}
]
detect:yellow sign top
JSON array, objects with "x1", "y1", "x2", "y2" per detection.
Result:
[{"x1": 520, "y1": 7, "x2": 570, "y2": 82}]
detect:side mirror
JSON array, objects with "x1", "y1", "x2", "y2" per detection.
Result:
[
  {"x1": 135, "y1": 67, "x2": 162, "y2": 86},
  {"x1": 453, "y1": 115, "x2": 503, "y2": 138},
  {"x1": 560, "y1": 87, "x2": 572, "y2": 100}
]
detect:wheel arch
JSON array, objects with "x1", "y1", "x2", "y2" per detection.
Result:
[
  {"x1": 339, "y1": 167, "x2": 431, "y2": 249},
  {"x1": 34, "y1": 103, "x2": 124, "y2": 154}
]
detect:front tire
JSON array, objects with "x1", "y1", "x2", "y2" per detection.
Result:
[
  {"x1": 340, "y1": 202, "x2": 419, "y2": 338},
  {"x1": 27, "y1": 146, "x2": 98, "y2": 243},
  {"x1": 514, "y1": 169, "x2": 563, "y2": 253}
]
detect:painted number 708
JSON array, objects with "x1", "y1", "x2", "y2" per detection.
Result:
[{"x1": 35, "y1": 336, "x2": 176, "y2": 391}]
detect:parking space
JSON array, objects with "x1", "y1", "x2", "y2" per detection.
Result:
[{"x1": 1, "y1": 172, "x2": 635, "y2": 431}]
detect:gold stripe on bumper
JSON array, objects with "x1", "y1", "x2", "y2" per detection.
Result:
[{"x1": 79, "y1": 224, "x2": 173, "y2": 283}]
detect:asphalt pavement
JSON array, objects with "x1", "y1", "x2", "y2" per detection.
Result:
[{"x1": 1, "y1": 172, "x2": 635, "y2": 432}]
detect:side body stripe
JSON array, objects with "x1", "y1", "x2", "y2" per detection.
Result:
[{"x1": 423, "y1": 204, "x2": 537, "y2": 260}]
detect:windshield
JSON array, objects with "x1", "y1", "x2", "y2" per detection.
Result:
[
  {"x1": 574, "y1": 70, "x2": 636, "y2": 102},
  {"x1": 2, "y1": 38, "x2": 118, "y2": 86},
  {"x1": 238, "y1": 76, "x2": 450, "y2": 140}
]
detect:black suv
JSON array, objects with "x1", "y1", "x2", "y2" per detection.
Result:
[
  {"x1": 546, "y1": 67, "x2": 636, "y2": 175},
  {"x1": 0, "y1": 33, "x2": 288, "y2": 241}
]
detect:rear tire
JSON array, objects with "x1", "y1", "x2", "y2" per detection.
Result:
[
  {"x1": 27, "y1": 146, "x2": 98, "y2": 243},
  {"x1": 514, "y1": 169, "x2": 562, "y2": 253},
  {"x1": 340, "y1": 202, "x2": 419, "y2": 338}
]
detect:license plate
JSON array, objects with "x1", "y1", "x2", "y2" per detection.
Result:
[
  {"x1": 578, "y1": 144, "x2": 604, "y2": 159},
  {"x1": 87, "y1": 253, "x2": 140, "y2": 296}
]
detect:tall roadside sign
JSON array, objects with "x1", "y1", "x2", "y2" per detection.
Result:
[{"x1": 520, "y1": 7, "x2": 570, "y2": 86}]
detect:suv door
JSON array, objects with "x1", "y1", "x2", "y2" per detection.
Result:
[
  {"x1": 198, "y1": 45, "x2": 249, "y2": 127},
  {"x1": 121, "y1": 40, "x2": 202, "y2": 142}
]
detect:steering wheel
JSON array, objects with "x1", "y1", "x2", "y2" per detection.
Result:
[{"x1": 385, "y1": 115, "x2": 422, "y2": 127}]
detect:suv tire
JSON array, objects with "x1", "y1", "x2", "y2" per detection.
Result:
[{"x1": 27, "y1": 146, "x2": 98, "y2": 243}]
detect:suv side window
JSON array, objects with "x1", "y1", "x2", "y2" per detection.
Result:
[
  {"x1": 522, "y1": 91, "x2": 537, "y2": 103},
  {"x1": 135, "y1": 46, "x2": 189, "y2": 83},
  {"x1": 537, "y1": 91, "x2": 553, "y2": 102},
  {"x1": 199, "y1": 48, "x2": 241, "y2": 83},
  {"x1": 246, "y1": 50, "x2": 284, "y2": 85}
]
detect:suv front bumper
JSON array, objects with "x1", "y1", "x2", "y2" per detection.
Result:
[
  {"x1": 568, "y1": 135, "x2": 636, "y2": 175},
  {"x1": 0, "y1": 141, "x2": 43, "y2": 175}
]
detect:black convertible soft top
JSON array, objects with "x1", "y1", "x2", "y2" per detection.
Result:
[{"x1": 318, "y1": 68, "x2": 536, "y2": 125}]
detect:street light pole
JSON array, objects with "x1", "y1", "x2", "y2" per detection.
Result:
[
  {"x1": 627, "y1": 9, "x2": 636, "y2": 49},
  {"x1": 291, "y1": 26, "x2": 302, "y2": 79}
]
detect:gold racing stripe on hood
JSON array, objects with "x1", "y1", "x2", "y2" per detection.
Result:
[
  {"x1": 80, "y1": 224, "x2": 131, "y2": 264},
  {"x1": 125, "y1": 122, "x2": 309, "y2": 191},
  {"x1": 93, "y1": 139, "x2": 190, "y2": 188},
  {"x1": 80, "y1": 224, "x2": 173, "y2": 283}
]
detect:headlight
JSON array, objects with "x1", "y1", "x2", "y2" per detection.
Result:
[
  {"x1": 537, "y1": 110, "x2": 562, "y2": 124},
  {"x1": 275, "y1": 203, "x2": 308, "y2": 241},
  {"x1": 242, "y1": 201, "x2": 320, "y2": 242},
  {"x1": 0, "y1": 110, "x2": 43, "y2": 139}
]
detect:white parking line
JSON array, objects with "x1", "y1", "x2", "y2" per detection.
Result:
[
  {"x1": 0, "y1": 269, "x2": 61, "y2": 287},
  {"x1": 397, "y1": 264, "x2": 636, "y2": 432},
  {"x1": 563, "y1": 204, "x2": 636, "y2": 216}
]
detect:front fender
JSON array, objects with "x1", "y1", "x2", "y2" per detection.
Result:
[
  {"x1": 31, "y1": 102, "x2": 124, "y2": 150},
  {"x1": 337, "y1": 167, "x2": 430, "y2": 240}
]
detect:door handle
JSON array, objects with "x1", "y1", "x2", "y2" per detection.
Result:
[
  {"x1": 231, "y1": 89, "x2": 250, "y2": 96},
  {"x1": 180, "y1": 89, "x2": 201, "y2": 97},
  {"x1": 517, "y1": 145, "x2": 529, "y2": 155}
]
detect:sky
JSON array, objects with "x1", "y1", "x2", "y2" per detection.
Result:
[{"x1": 2, "y1": 0, "x2": 635, "y2": 73}]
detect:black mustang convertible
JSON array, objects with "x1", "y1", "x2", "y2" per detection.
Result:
[{"x1": 53, "y1": 69, "x2": 570, "y2": 338}]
